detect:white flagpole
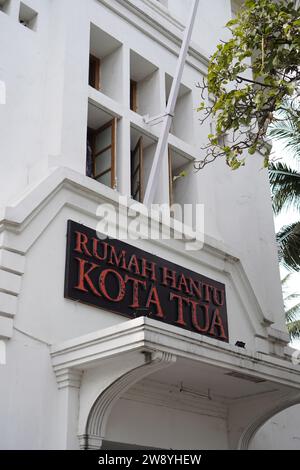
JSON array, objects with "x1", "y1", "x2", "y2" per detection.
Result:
[{"x1": 143, "y1": 0, "x2": 200, "y2": 207}]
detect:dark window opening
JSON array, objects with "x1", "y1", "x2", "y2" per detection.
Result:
[
  {"x1": 130, "y1": 80, "x2": 138, "y2": 112},
  {"x1": 19, "y1": 2, "x2": 38, "y2": 31},
  {"x1": 131, "y1": 136, "x2": 144, "y2": 202},
  {"x1": 89, "y1": 54, "x2": 101, "y2": 90},
  {"x1": 130, "y1": 128, "x2": 156, "y2": 203},
  {"x1": 0, "y1": 0, "x2": 11, "y2": 14}
]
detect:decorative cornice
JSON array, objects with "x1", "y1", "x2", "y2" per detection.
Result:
[
  {"x1": 0, "y1": 166, "x2": 288, "y2": 343},
  {"x1": 138, "y1": 0, "x2": 183, "y2": 30},
  {"x1": 55, "y1": 368, "x2": 83, "y2": 390},
  {"x1": 51, "y1": 317, "x2": 300, "y2": 391},
  {"x1": 78, "y1": 434, "x2": 103, "y2": 450},
  {"x1": 0, "y1": 167, "x2": 242, "y2": 274},
  {"x1": 0, "y1": 249, "x2": 24, "y2": 339},
  {"x1": 96, "y1": 0, "x2": 209, "y2": 74},
  {"x1": 267, "y1": 326, "x2": 290, "y2": 345}
]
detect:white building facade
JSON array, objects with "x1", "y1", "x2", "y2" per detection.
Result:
[{"x1": 0, "y1": 0, "x2": 300, "y2": 450}]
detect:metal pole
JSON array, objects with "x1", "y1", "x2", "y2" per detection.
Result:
[{"x1": 143, "y1": 0, "x2": 200, "y2": 207}]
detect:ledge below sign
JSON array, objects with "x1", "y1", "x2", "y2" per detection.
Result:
[{"x1": 64, "y1": 220, "x2": 229, "y2": 342}]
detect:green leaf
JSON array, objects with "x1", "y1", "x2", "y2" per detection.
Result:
[{"x1": 196, "y1": 0, "x2": 300, "y2": 175}]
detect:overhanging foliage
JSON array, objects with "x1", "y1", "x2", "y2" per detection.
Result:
[{"x1": 197, "y1": 0, "x2": 300, "y2": 170}]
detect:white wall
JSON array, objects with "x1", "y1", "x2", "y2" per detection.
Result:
[
  {"x1": 169, "y1": 0, "x2": 232, "y2": 55},
  {"x1": 0, "y1": 0, "x2": 296, "y2": 450},
  {"x1": 101, "y1": 47, "x2": 124, "y2": 103},
  {"x1": 0, "y1": 0, "x2": 51, "y2": 205},
  {"x1": 251, "y1": 405, "x2": 300, "y2": 450},
  {"x1": 0, "y1": 331, "x2": 59, "y2": 449},
  {"x1": 106, "y1": 397, "x2": 228, "y2": 449}
]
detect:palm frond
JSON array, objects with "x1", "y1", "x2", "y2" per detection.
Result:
[
  {"x1": 284, "y1": 292, "x2": 300, "y2": 305},
  {"x1": 287, "y1": 320, "x2": 300, "y2": 340},
  {"x1": 269, "y1": 162, "x2": 300, "y2": 214},
  {"x1": 281, "y1": 273, "x2": 291, "y2": 287},
  {"x1": 269, "y1": 127, "x2": 300, "y2": 156},
  {"x1": 277, "y1": 221, "x2": 300, "y2": 271},
  {"x1": 269, "y1": 111, "x2": 300, "y2": 157},
  {"x1": 285, "y1": 302, "x2": 300, "y2": 322}
]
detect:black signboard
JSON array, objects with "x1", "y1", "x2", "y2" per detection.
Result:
[{"x1": 64, "y1": 220, "x2": 229, "y2": 342}]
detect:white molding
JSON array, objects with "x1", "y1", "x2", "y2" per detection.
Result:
[
  {"x1": 267, "y1": 326, "x2": 290, "y2": 345},
  {"x1": 96, "y1": 0, "x2": 209, "y2": 75},
  {"x1": 0, "y1": 316, "x2": 13, "y2": 339},
  {"x1": 88, "y1": 89, "x2": 123, "y2": 121},
  {"x1": 0, "y1": 166, "x2": 247, "y2": 266},
  {"x1": 55, "y1": 369, "x2": 83, "y2": 390},
  {"x1": 0, "y1": 249, "x2": 23, "y2": 338},
  {"x1": 51, "y1": 317, "x2": 300, "y2": 390},
  {"x1": 0, "y1": 166, "x2": 279, "y2": 342},
  {"x1": 0, "y1": 167, "x2": 236, "y2": 261},
  {"x1": 0, "y1": 269, "x2": 22, "y2": 295},
  {"x1": 0, "y1": 249, "x2": 25, "y2": 275},
  {"x1": 78, "y1": 434, "x2": 103, "y2": 450},
  {"x1": 142, "y1": 0, "x2": 180, "y2": 28},
  {"x1": 0, "y1": 291, "x2": 17, "y2": 317},
  {"x1": 50, "y1": 317, "x2": 300, "y2": 448}
]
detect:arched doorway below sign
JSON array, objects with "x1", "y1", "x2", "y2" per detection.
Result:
[{"x1": 102, "y1": 378, "x2": 229, "y2": 450}]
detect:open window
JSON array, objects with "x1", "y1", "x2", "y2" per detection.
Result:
[
  {"x1": 89, "y1": 23, "x2": 123, "y2": 101},
  {"x1": 130, "y1": 127, "x2": 157, "y2": 202},
  {"x1": 130, "y1": 51, "x2": 160, "y2": 116},
  {"x1": 165, "y1": 74, "x2": 194, "y2": 144},
  {"x1": 87, "y1": 102, "x2": 118, "y2": 189}
]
